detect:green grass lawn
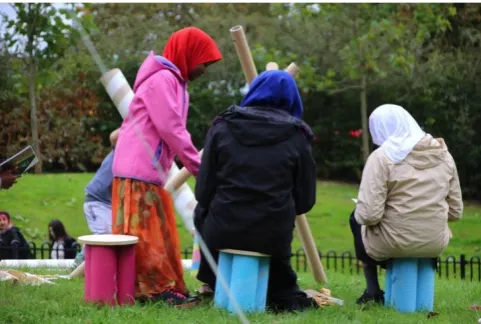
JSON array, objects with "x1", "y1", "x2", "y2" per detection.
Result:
[
  {"x1": 1, "y1": 174, "x2": 480, "y2": 323},
  {"x1": 0, "y1": 173, "x2": 480, "y2": 258},
  {"x1": 1, "y1": 269, "x2": 480, "y2": 324}
]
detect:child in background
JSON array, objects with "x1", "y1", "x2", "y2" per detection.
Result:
[
  {"x1": 48, "y1": 219, "x2": 77, "y2": 259},
  {"x1": 71, "y1": 129, "x2": 120, "y2": 269},
  {"x1": 84, "y1": 128, "x2": 119, "y2": 235},
  {"x1": 0, "y1": 211, "x2": 30, "y2": 259}
]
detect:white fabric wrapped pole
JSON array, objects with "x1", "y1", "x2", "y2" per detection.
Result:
[
  {"x1": 0, "y1": 259, "x2": 192, "y2": 271},
  {"x1": 0, "y1": 259, "x2": 75, "y2": 268}
]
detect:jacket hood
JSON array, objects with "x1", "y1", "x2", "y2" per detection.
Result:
[
  {"x1": 133, "y1": 51, "x2": 184, "y2": 92},
  {"x1": 214, "y1": 106, "x2": 313, "y2": 146},
  {"x1": 404, "y1": 135, "x2": 449, "y2": 170}
]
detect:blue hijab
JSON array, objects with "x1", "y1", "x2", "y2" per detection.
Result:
[{"x1": 240, "y1": 70, "x2": 304, "y2": 118}]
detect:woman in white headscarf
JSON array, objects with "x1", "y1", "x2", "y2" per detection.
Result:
[{"x1": 350, "y1": 104, "x2": 463, "y2": 305}]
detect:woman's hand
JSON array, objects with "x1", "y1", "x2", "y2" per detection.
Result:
[{"x1": 0, "y1": 170, "x2": 18, "y2": 189}]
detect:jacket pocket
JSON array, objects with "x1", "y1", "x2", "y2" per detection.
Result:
[{"x1": 152, "y1": 140, "x2": 163, "y2": 171}]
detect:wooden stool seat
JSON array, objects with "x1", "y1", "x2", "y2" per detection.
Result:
[
  {"x1": 78, "y1": 234, "x2": 138, "y2": 246},
  {"x1": 220, "y1": 249, "x2": 270, "y2": 257}
]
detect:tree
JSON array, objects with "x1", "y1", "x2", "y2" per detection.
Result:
[
  {"x1": 1, "y1": 3, "x2": 83, "y2": 172},
  {"x1": 273, "y1": 3, "x2": 456, "y2": 162}
]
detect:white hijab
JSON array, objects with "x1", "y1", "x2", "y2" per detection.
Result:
[{"x1": 369, "y1": 104, "x2": 426, "y2": 163}]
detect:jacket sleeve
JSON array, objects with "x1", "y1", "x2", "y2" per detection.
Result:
[
  {"x1": 355, "y1": 150, "x2": 388, "y2": 226},
  {"x1": 195, "y1": 126, "x2": 218, "y2": 209},
  {"x1": 143, "y1": 71, "x2": 201, "y2": 176},
  {"x1": 193, "y1": 203, "x2": 209, "y2": 233},
  {"x1": 293, "y1": 138, "x2": 317, "y2": 215},
  {"x1": 446, "y1": 157, "x2": 463, "y2": 222}
]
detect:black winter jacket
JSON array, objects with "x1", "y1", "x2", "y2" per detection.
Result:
[{"x1": 194, "y1": 106, "x2": 316, "y2": 257}]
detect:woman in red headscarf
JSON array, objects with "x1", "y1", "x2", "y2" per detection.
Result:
[{"x1": 111, "y1": 27, "x2": 222, "y2": 307}]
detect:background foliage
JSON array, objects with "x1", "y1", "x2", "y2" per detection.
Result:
[{"x1": 2, "y1": 3, "x2": 481, "y2": 199}]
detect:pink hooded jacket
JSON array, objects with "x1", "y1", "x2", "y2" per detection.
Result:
[{"x1": 112, "y1": 52, "x2": 200, "y2": 186}]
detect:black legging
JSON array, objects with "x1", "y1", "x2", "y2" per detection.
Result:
[{"x1": 349, "y1": 210, "x2": 388, "y2": 268}]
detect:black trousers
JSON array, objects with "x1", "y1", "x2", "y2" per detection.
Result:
[
  {"x1": 196, "y1": 245, "x2": 314, "y2": 312},
  {"x1": 349, "y1": 210, "x2": 388, "y2": 269},
  {"x1": 349, "y1": 210, "x2": 437, "y2": 270}
]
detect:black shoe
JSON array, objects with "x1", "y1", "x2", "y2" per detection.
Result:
[
  {"x1": 356, "y1": 289, "x2": 384, "y2": 305},
  {"x1": 195, "y1": 283, "x2": 214, "y2": 298},
  {"x1": 268, "y1": 294, "x2": 318, "y2": 313},
  {"x1": 140, "y1": 289, "x2": 200, "y2": 308}
]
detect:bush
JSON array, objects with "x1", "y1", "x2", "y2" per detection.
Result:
[{"x1": 0, "y1": 73, "x2": 109, "y2": 172}]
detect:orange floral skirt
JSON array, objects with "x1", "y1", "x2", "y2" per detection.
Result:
[{"x1": 112, "y1": 178, "x2": 187, "y2": 297}]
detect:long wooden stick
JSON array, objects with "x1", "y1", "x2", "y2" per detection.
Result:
[
  {"x1": 295, "y1": 215, "x2": 328, "y2": 283},
  {"x1": 266, "y1": 62, "x2": 279, "y2": 71},
  {"x1": 69, "y1": 261, "x2": 85, "y2": 278},
  {"x1": 230, "y1": 25, "x2": 258, "y2": 85},
  {"x1": 285, "y1": 62, "x2": 300, "y2": 76},
  {"x1": 164, "y1": 150, "x2": 203, "y2": 193},
  {"x1": 264, "y1": 61, "x2": 327, "y2": 284}
]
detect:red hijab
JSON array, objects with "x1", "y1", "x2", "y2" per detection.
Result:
[{"x1": 163, "y1": 27, "x2": 222, "y2": 81}]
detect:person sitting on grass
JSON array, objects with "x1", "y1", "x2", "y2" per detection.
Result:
[
  {"x1": 351, "y1": 104, "x2": 463, "y2": 305},
  {"x1": 0, "y1": 211, "x2": 31, "y2": 260},
  {"x1": 48, "y1": 219, "x2": 77, "y2": 259},
  {"x1": 194, "y1": 70, "x2": 318, "y2": 313}
]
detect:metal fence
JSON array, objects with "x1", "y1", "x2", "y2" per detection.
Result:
[
  {"x1": 0, "y1": 241, "x2": 81, "y2": 260},
  {"x1": 181, "y1": 247, "x2": 481, "y2": 282},
  {"x1": 1, "y1": 242, "x2": 480, "y2": 282}
]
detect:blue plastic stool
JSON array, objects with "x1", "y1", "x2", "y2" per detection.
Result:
[
  {"x1": 214, "y1": 249, "x2": 271, "y2": 313},
  {"x1": 385, "y1": 258, "x2": 435, "y2": 312}
]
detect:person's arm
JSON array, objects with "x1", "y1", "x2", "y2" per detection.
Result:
[
  {"x1": 194, "y1": 126, "x2": 218, "y2": 209},
  {"x1": 109, "y1": 128, "x2": 120, "y2": 147},
  {"x1": 293, "y1": 139, "x2": 317, "y2": 215},
  {"x1": 354, "y1": 151, "x2": 388, "y2": 226},
  {"x1": 143, "y1": 71, "x2": 201, "y2": 176},
  {"x1": 193, "y1": 203, "x2": 209, "y2": 234},
  {"x1": 193, "y1": 126, "x2": 218, "y2": 235},
  {"x1": 10, "y1": 227, "x2": 22, "y2": 244},
  {"x1": 446, "y1": 157, "x2": 463, "y2": 222}
]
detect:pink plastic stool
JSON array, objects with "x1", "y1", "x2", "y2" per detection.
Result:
[{"x1": 78, "y1": 234, "x2": 138, "y2": 306}]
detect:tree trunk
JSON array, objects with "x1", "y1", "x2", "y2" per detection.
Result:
[
  {"x1": 28, "y1": 61, "x2": 42, "y2": 173},
  {"x1": 360, "y1": 74, "x2": 370, "y2": 163}
]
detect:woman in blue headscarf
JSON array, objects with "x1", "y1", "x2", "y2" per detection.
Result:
[{"x1": 194, "y1": 70, "x2": 317, "y2": 312}]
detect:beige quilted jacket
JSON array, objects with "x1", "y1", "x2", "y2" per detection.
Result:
[{"x1": 355, "y1": 135, "x2": 463, "y2": 261}]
